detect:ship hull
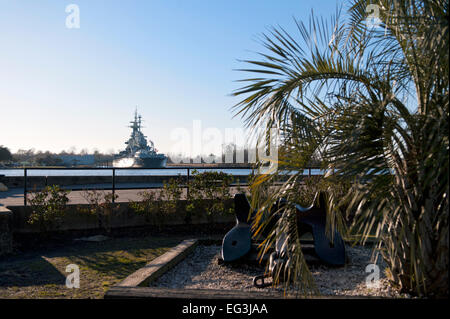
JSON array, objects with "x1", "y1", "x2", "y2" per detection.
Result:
[
  {"x1": 113, "y1": 156, "x2": 167, "y2": 168},
  {"x1": 138, "y1": 156, "x2": 167, "y2": 168}
]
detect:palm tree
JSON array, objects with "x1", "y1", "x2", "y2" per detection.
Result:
[{"x1": 233, "y1": 0, "x2": 448, "y2": 297}]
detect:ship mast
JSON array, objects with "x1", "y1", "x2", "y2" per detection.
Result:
[{"x1": 129, "y1": 108, "x2": 139, "y2": 134}]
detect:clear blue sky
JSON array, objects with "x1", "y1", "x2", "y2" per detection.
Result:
[{"x1": 0, "y1": 0, "x2": 340, "y2": 155}]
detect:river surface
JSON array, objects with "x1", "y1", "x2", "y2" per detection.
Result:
[{"x1": 0, "y1": 168, "x2": 324, "y2": 177}]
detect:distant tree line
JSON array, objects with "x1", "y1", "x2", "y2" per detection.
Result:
[
  {"x1": 166, "y1": 143, "x2": 251, "y2": 165},
  {"x1": 2, "y1": 144, "x2": 322, "y2": 168},
  {"x1": 0, "y1": 147, "x2": 115, "y2": 166},
  {"x1": 166, "y1": 143, "x2": 322, "y2": 167}
]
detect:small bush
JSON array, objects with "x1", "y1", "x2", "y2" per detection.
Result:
[
  {"x1": 79, "y1": 190, "x2": 119, "y2": 233},
  {"x1": 130, "y1": 177, "x2": 184, "y2": 228},
  {"x1": 186, "y1": 170, "x2": 234, "y2": 222},
  {"x1": 27, "y1": 185, "x2": 70, "y2": 232}
]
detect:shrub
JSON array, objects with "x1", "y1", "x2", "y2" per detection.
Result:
[
  {"x1": 79, "y1": 190, "x2": 119, "y2": 233},
  {"x1": 130, "y1": 177, "x2": 184, "y2": 228},
  {"x1": 186, "y1": 170, "x2": 234, "y2": 222},
  {"x1": 27, "y1": 185, "x2": 69, "y2": 232}
]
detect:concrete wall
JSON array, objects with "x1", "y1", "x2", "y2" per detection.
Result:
[
  {"x1": 7, "y1": 199, "x2": 235, "y2": 234},
  {"x1": 0, "y1": 206, "x2": 13, "y2": 256}
]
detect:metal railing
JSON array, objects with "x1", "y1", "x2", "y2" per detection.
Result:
[
  {"x1": 1, "y1": 166, "x2": 322, "y2": 206},
  {"x1": 20, "y1": 166, "x2": 257, "y2": 206}
]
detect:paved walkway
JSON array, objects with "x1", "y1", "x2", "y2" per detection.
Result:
[
  {"x1": 0, "y1": 185, "x2": 173, "y2": 207},
  {"x1": 0, "y1": 184, "x2": 248, "y2": 207}
]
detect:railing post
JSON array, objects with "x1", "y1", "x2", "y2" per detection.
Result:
[
  {"x1": 309, "y1": 167, "x2": 311, "y2": 177},
  {"x1": 112, "y1": 168, "x2": 116, "y2": 203},
  {"x1": 186, "y1": 168, "x2": 190, "y2": 199},
  {"x1": 24, "y1": 168, "x2": 27, "y2": 206}
]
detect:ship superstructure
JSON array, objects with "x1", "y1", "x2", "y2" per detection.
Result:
[{"x1": 113, "y1": 110, "x2": 167, "y2": 168}]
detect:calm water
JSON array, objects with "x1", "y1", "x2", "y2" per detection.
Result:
[{"x1": 0, "y1": 168, "x2": 324, "y2": 177}]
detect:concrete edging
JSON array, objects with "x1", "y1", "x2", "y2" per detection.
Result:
[{"x1": 115, "y1": 239, "x2": 198, "y2": 287}]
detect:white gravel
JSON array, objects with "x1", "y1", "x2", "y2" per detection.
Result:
[{"x1": 150, "y1": 244, "x2": 411, "y2": 298}]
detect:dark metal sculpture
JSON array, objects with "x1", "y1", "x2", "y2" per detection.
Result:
[
  {"x1": 221, "y1": 193, "x2": 255, "y2": 262},
  {"x1": 293, "y1": 192, "x2": 346, "y2": 266},
  {"x1": 221, "y1": 192, "x2": 346, "y2": 287}
]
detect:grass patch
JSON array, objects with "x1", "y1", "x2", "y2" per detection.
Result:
[{"x1": 0, "y1": 236, "x2": 184, "y2": 299}]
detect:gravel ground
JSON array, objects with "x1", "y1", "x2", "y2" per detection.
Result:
[{"x1": 150, "y1": 244, "x2": 411, "y2": 298}]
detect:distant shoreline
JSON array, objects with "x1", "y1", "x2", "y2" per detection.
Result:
[
  {"x1": 0, "y1": 163, "x2": 254, "y2": 170},
  {"x1": 166, "y1": 163, "x2": 253, "y2": 169}
]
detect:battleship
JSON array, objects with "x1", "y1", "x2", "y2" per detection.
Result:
[{"x1": 113, "y1": 110, "x2": 168, "y2": 168}]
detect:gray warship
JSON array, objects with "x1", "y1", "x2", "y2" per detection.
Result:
[{"x1": 113, "y1": 110, "x2": 167, "y2": 168}]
